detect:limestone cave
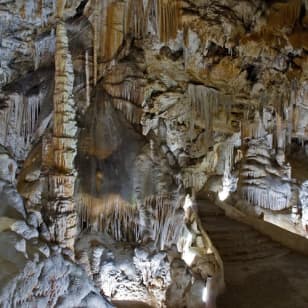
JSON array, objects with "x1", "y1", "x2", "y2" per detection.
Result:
[{"x1": 0, "y1": 0, "x2": 308, "y2": 307}]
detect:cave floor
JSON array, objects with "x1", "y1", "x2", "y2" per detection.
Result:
[
  {"x1": 218, "y1": 252, "x2": 308, "y2": 308},
  {"x1": 199, "y1": 200, "x2": 308, "y2": 308},
  {"x1": 288, "y1": 154, "x2": 308, "y2": 182}
]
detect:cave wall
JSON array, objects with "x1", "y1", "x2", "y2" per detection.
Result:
[
  {"x1": 0, "y1": 0, "x2": 308, "y2": 306},
  {"x1": 1, "y1": 0, "x2": 308, "y2": 249}
]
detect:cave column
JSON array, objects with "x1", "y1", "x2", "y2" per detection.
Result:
[{"x1": 44, "y1": 0, "x2": 78, "y2": 253}]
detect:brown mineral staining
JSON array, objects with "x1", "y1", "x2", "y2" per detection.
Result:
[{"x1": 157, "y1": 0, "x2": 182, "y2": 42}]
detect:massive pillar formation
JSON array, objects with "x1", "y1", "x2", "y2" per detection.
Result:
[{"x1": 44, "y1": 2, "x2": 78, "y2": 252}]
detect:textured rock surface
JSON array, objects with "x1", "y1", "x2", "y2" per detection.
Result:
[
  {"x1": 1, "y1": 0, "x2": 308, "y2": 306},
  {"x1": 43, "y1": 6, "x2": 78, "y2": 251},
  {"x1": 0, "y1": 149, "x2": 112, "y2": 307},
  {"x1": 75, "y1": 194, "x2": 223, "y2": 307}
]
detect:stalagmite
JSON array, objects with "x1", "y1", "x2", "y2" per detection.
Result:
[
  {"x1": 56, "y1": 0, "x2": 66, "y2": 19},
  {"x1": 43, "y1": 0, "x2": 78, "y2": 252},
  {"x1": 37, "y1": 0, "x2": 43, "y2": 18},
  {"x1": 90, "y1": 247, "x2": 103, "y2": 274},
  {"x1": 219, "y1": 141, "x2": 236, "y2": 200},
  {"x1": 91, "y1": 247, "x2": 104, "y2": 288},
  {"x1": 77, "y1": 251, "x2": 92, "y2": 276}
]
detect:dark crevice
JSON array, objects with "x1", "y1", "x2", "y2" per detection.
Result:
[
  {"x1": 245, "y1": 64, "x2": 258, "y2": 83},
  {"x1": 75, "y1": 0, "x2": 89, "y2": 18}
]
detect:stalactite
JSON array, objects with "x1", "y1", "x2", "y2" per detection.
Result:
[
  {"x1": 26, "y1": 95, "x2": 40, "y2": 142},
  {"x1": 112, "y1": 98, "x2": 142, "y2": 124},
  {"x1": 142, "y1": 194, "x2": 184, "y2": 250},
  {"x1": 20, "y1": 1, "x2": 26, "y2": 19},
  {"x1": 56, "y1": 0, "x2": 66, "y2": 18},
  {"x1": 76, "y1": 193, "x2": 140, "y2": 242},
  {"x1": 144, "y1": 0, "x2": 158, "y2": 36},
  {"x1": 87, "y1": 0, "x2": 126, "y2": 76},
  {"x1": 104, "y1": 2, "x2": 114, "y2": 61},
  {"x1": 276, "y1": 113, "x2": 285, "y2": 150},
  {"x1": 37, "y1": 0, "x2": 43, "y2": 19},
  {"x1": 182, "y1": 172, "x2": 207, "y2": 191},
  {"x1": 188, "y1": 85, "x2": 214, "y2": 148},
  {"x1": 269, "y1": 0, "x2": 302, "y2": 30},
  {"x1": 224, "y1": 142, "x2": 234, "y2": 176},
  {"x1": 242, "y1": 185, "x2": 290, "y2": 211},
  {"x1": 103, "y1": 80, "x2": 144, "y2": 105},
  {"x1": 286, "y1": 80, "x2": 297, "y2": 148},
  {"x1": 157, "y1": 0, "x2": 182, "y2": 42},
  {"x1": 34, "y1": 30, "x2": 55, "y2": 70},
  {"x1": 126, "y1": 0, "x2": 144, "y2": 39},
  {"x1": 85, "y1": 49, "x2": 91, "y2": 109},
  {"x1": 0, "y1": 93, "x2": 42, "y2": 159},
  {"x1": 242, "y1": 112, "x2": 266, "y2": 140},
  {"x1": 100, "y1": 1, "x2": 125, "y2": 61},
  {"x1": 188, "y1": 84, "x2": 231, "y2": 150},
  {"x1": 93, "y1": 0, "x2": 99, "y2": 85}
]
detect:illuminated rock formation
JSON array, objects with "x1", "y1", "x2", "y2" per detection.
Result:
[
  {"x1": 0, "y1": 147, "x2": 112, "y2": 307},
  {"x1": 1, "y1": 0, "x2": 308, "y2": 306},
  {"x1": 43, "y1": 1, "x2": 78, "y2": 252}
]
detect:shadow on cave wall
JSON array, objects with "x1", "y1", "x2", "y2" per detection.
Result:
[{"x1": 76, "y1": 87, "x2": 146, "y2": 205}]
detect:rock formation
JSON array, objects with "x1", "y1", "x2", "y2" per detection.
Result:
[
  {"x1": 1, "y1": 0, "x2": 308, "y2": 307},
  {"x1": 43, "y1": 1, "x2": 78, "y2": 252},
  {"x1": 0, "y1": 146, "x2": 112, "y2": 307}
]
